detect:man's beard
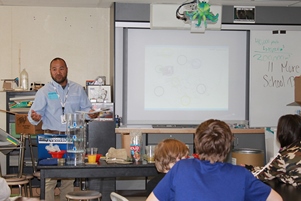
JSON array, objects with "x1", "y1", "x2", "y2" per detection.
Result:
[{"x1": 52, "y1": 75, "x2": 67, "y2": 84}]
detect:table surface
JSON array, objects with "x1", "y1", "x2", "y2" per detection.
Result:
[
  {"x1": 38, "y1": 160, "x2": 155, "y2": 171},
  {"x1": 115, "y1": 127, "x2": 265, "y2": 134},
  {"x1": 38, "y1": 161, "x2": 301, "y2": 201},
  {"x1": 265, "y1": 180, "x2": 301, "y2": 201},
  {"x1": 38, "y1": 160, "x2": 158, "y2": 201}
]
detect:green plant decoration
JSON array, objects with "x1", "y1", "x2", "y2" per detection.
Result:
[{"x1": 185, "y1": 1, "x2": 219, "y2": 28}]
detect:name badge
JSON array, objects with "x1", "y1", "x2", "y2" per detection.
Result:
[
  {"x1": 48, "y1": 92, "x2": 58, "y2": 100},
  {"x1": 61, "y1": 115, "x2": 66, "y2": 124}
]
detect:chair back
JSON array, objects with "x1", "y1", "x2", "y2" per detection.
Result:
[{"x1": 110, "y1": 192, "x2": 129, "y2": 201}]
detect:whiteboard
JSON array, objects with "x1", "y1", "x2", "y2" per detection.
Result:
[{"x1": 250, "y1": 31, "x2": 301, "y2": 127}]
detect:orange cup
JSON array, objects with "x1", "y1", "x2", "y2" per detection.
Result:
[
  {"x1": 86, "y1": 147, "x2": 98, "y2": 163},
  {"x1": 87, "y1": 154, "x2": 96, "y2": 163}
]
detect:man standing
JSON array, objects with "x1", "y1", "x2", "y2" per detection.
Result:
[{"x1": 28, "y1": 57, "x2": 97, "y2": 201}]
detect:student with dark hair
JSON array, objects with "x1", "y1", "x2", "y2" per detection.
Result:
[
  {"x1": 146, "y1": 139, "x2": 189, "y2": 196},
  {"x1": 250, "y1": 114, "x2": 301, "y2": 186},
  {"x1": 146, "y1": 119, "x2": 282, "y2": 201}
]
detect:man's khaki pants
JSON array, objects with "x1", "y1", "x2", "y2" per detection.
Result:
[{"x1": 45, "y1": 178, "x2": 74, "y2": 201}]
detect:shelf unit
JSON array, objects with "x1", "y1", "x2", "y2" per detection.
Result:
[
  {"x1": 5, "y1": 90, "x2": 117, "y2": 190},
  {"x1": 5, "y1": 90, "x2": 40, "y2": 187}
]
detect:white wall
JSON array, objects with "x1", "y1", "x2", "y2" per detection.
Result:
[
  {"x1": 0, "y1": 6, "x2": 111, "y2": 122},
  {"x1": 0, "y1": 6, "x2": 111, "y2": 87},
  {"x1": 0, "y1": 6, "x2": 112, "y2": 172},
  {"x1": 0, "y1": 92, "x2": 6, "y2": 173}
]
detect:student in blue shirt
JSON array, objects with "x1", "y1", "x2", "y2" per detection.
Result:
[
  {"x1": 28, "y1": 57, "x2": 97, "y2": 201},
  {"x1": 146, "y1": 119, "x2": 282, "y2": 201}
]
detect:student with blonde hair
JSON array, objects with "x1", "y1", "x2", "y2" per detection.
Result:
[{"x1": 146, "y1": 138, "x2": 189, "y2": 196}]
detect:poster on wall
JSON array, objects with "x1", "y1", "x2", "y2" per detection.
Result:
[{"x1": 87, "y1": 85, "x2": 111, "y2": 103}]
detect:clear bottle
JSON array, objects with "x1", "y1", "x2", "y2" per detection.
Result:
[
  {"x1": 20, "y1": 68, "x2": 29, "y2": 90},
  {"x1": 130, "y1": 130, "x2": 142, "y2": 162}
]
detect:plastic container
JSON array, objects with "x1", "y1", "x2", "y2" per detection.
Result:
[
  {"x1": 96, "y1": 154, "x2": 102, "y2": 162},
  {"x1": 66, "y1": 113, "x2": 85, "y2": 165},
  {"x1": 130, "y1": 130, "x2": 142, "y2": 162},
  {"x1": 49, "y1": 150, "x2": 66, "y2": 159},
  {"x1": 20, "y1": 68, "x2": 29, "y2": 90}
]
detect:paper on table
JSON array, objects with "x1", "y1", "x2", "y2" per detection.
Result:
[
  {"x1": 76, "y1": 110, "x2": 101, "y2": 114},
  {"x1": 105, "y1": 158, "x2": 132, "y2": 164}
]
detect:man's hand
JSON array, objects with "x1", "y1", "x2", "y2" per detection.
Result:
[{"x1": 31, "y1": 110, "x2": 42, "y2": 122}]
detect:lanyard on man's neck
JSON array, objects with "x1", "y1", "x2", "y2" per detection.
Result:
[{"x1": 52, "y1": 82, "x2": 70, "y2": 115}]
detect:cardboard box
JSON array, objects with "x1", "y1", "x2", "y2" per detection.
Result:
[
  {"x1": 15, "y1": 114, "x2": 43, "y2": 134},
  {"x1": 295, "y1": 76, "x2": 301, "y2": 103}
]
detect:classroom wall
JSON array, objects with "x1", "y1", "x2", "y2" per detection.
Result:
[
  {"x1": 0, "y1": 2, "x2": 299, "y2": 190},
  {"x1": 115, "y1": 3, "x2": 301, "y2": 25},
  {"x1": 0, "y1": 6, "x2": 112, "y2": 130},
  {"x1": 114, "y1": 3, "x2": 301, "y2": 124},
  {"x1": 1, "y1": 3, "x2": 300, "y2": 129},
  {"x1": 0, "y1": 92, "x2": 6, "y2": 173},
  {"x1": 0, "y1": 6, "x2": 112, "y2": 86}
]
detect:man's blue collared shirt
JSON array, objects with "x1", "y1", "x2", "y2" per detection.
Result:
[{"x1": 28, "y1": 80, "x2": 92, "y2": 132}]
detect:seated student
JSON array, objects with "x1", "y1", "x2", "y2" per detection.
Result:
[
  {"x1": 146, "y1": 119, "x2": 282, "y2": 201},
  {"x1": 0, "y1": 177, "x2": 10, "y2": 201},
  {"x1": 146, "y1": 139, "x2": 189, "y2": 196},
  {"x1": 249, "y1": 114, "x2": 301, "y2": 186},
  {"x1": 0, "y1": 177, "x2": 39, "y2": 201}
]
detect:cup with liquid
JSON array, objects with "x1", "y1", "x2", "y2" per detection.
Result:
[
  {"x1": 86, "y1": 147, "x2": 98, "y2": 163},
  {"x1": 145, "y1": 145, "x2": 156, "y2": 163}
]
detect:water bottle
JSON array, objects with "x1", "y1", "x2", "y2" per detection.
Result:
[{"x1": 20, "y1": 68, "x2": 29, "y2": 90}]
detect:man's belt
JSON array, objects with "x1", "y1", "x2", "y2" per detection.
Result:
[{"x1": 44, "y1": 130, "x2": 66, "y2": 134}]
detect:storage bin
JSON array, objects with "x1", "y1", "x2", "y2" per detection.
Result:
[{"x1": 232, "y1": 148, "x2": 264, "y2": 166}]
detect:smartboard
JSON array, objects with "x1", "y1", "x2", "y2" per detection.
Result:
[{"x1": 250, "y1": 30, "x2": 301, "y2": 127}]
